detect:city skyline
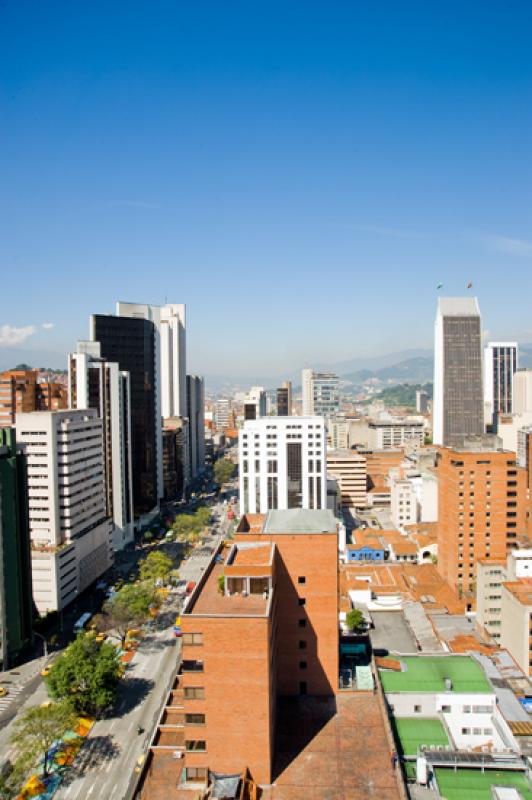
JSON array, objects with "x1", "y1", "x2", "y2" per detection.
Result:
[{"x1": 2, "y1": 1, "x2": 532, "y2": 376}]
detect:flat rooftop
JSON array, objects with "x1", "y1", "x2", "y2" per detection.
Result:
[
  {"x1": 185, "y1": 545, "x2": 270, "y2": 617},
  {"x1": 393, "y1": 717, "x2": 449, "y2": 757},
  {"x1": 378, "y1": 655, "x2": 492, "y2": 694},
  {"x1": 230, "y1": 543, "x2": 272, "y2": 567},
  {"x1": 263, "y1": 508, "x2": 337, "y2": 534},
  {"x1": 503, "y1": 579, "x2": 532, "y2": 606},
  {"x1": 434, "y1": 768, "x2": 532, "y2": 800}
]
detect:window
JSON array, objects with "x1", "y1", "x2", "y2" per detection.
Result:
[
  {"x1": 414, "y1": 705, "x2": 422, "y2": 713},
  {"x1": 462, "y1": 705, "x2": 471, "y2": 713},
  {"x1": 473, "y1": 728, "x2": 482, "y2": 735},
  {"x1": 441, "y1": 705, "x2": 451, "y2": 713},
  {"x1": 472, "y1": 705, "x2": 491, "y2": 714},
  {"x1": 185, "y1": 740, "x2": 206, "y2": 752},
  {"x1": 298, "y1": 576, "x2": 306, "y2": 585},
  {"x1": 299, "y1": 681, "x2": 307, "y2": 695},
  {"x1": 299, "y1": 660, "x2": 307, "y2": 669},
  {"x1": 185, "y1": 713, "x2": 206, "y2": 725},
  {"x1": 182, "y1": 660, "x2": 204, "y2": 672},
  {"x1": 185, "y1": 767, "x2": 207, "y2": 782},
  {"x1": 184, "y1": 687, "x2": 205, "y2": 700},
  {"x1": 298, "y1": 619, "x2": 306, "y2": 628},
  {"x1": 183, "y1": 633, "x2": 203, "y2": 646},
  {"x1": 461, "y1": 728, "x2": 470, "y2": 735},
  {"x1": 299, "y1": 640, "x2": 307, "y2": 650},
  {"x1": 298, "y1": 597, "x2": 306, "y2": 606}
]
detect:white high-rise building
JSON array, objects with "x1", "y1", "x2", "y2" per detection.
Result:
[
  {"x1": 243, "y1": 386, "x2": 267, "y2": 420},
  {"x1": 513, "y1": 370, "x2": 532, "y2": 415},
  {"x1": 238, "y1": 417, "x2": 326, "y2": 514},
  {"x1": 68, "y1": 342, "x2": 134, "y2": 550},
  {"x1": 301, "y1": 369, "x2": 340, "y2": 418},
  {"x1": 433, "y1": 297, "x2": 484, "y2": 447},
  {"x1": 16, "y1": 409, "x2": 113, "y2": 613},
  {"x1": 215, "y1": 398, "x2": 231, "y2": 429},
  {"x1": 484, "y1": 342, "x2": 518, "y2": 429}
]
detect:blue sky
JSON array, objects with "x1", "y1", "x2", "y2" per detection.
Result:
[{"x1": 1, "y1": 1, "x2": 531, "y2": 378}]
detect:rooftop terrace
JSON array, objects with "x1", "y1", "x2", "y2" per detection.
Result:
[
  {"x1": 263, "y1": 508, "x2": 337, "y2": 534},
  {"x1": 393, "y1": 717, "x2": 449, "y2": 757},
  {"x1": 434, "y1": 768, "x2": 532, "y2": 800},
  {"x1": 378, "y1": 656, "x2": 492, "y2": 694}
]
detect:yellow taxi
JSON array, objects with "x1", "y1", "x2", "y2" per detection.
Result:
[{"x1": 0, "y1": 687, "x2": 8, "y2": 697}]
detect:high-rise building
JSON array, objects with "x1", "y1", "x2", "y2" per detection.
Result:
[
  {"x1": 16, "y1": 409, "x2": 113, "y2": 613},
  {"x1": 433, "y1": 297, "x2": 484, "y2": 447},
  {"x1": 214, "y1": 398, "x2": 231, "y2": 430},
  {"x1": 513, "y1": 370, "x2": 532, "y2": 415},
  {"x1": 91, "y1": 313, "x2": 160, "y2": 518},
  {"x1": 436, "y1": 437, "x2": 526, "y2": 601},
  {"x1": 0, "y1": 428, "x2": 33, "y2": 669},
  {"x1": 180, "y1": 509, "x2": 339, "y2": 784},
  {"x1": 239, "y1": 417, "x2": 326, "y2": 514},
  {"x1": 68, "y1": 342, "x2": 134, "y2": 549},
  {"x1": 484, "y1": 342, "x2": 518, "y2": 430},
  {"x1": 301, "y1": 369, "x2": 340, "y2": 418},
  {"x1": 162, "y1": 417, "x2": 190, "y2": 501},
  {"x1": 0, "y1": 369, "x2": 67, "y2": 427},
  {"x1": 187, "y1": 375, "x2": 205, "y2": 479},
  {"x1": 416, "y1": 389, "x2": 429, "y2": 414},
  {"x1": 276, "y1": 381, "x2": 292, "y2": 416},
  {"x1": 243, "y1": 386, "x2": 266, "y2": 420}
]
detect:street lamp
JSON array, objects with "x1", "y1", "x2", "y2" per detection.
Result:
[{"x1": 33, "y1": 631, "x2": 48, "y2": 659}]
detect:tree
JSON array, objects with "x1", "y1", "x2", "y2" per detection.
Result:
[
  {"x1": 11, "y1": 702, "x2": 77, "y2": 779},
  {"x1": 143, "y1": 530, "x2": 153, "y2": 543},
  {"x1": 214, "y1": 458, "x2": 236, "y2": 485},
  {"x1": 0, "y1": 757, "x2": 28, "y2": 800},
  {"x1": 195, "y1": 506, "x2": 211, "y2": 528},
  {"x1": 100, "y1": 584, "x2": 153, "y2": 647},
  {"x1": 346, "y1": 609, "x2": 365, "y2": 632},
  {"x1": 139, "y1": 550, "x2": 173, "y2": 585},
  {"x1": 45, "y1": 634, "x2": 122, "y2": 716}
]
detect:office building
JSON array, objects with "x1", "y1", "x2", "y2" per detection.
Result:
[
  {"x1": 187, "y1": 375, "x2": 205, "y2": 479},
  {"x1": 243, "y1": 386, "x2": 266, "y2": 420},
  {"x1": 484, "y1": 342, "x2": 518, "y2": 429},
  {"x1": 301, "y1": 369, "x2": 340, "y2": 418},
  {"x1": 513, "y1": 369, "x2": 532, "y2": 415},
  {"x1": 162, "y1": 417, "x2": 190, "y2": 501},
  {"x1": 239, "y1": 417, "x2": 326, "y2": 514},
  {"x1": 0, "y1": 428, "x2": 33, "y2": 669},
  {"x1": 91, "y1": 312, "x2": 160, "y2": 518},
  {"x1": 433, "y1": 297, "x2": 484, "y2": 447},
  {"x1": 0, "y1": 369, "x2": 67, "y2": 427},
  {"x1": 326, "y1": 450, "x2": 367, "y2": 511},
  {"x1": 436, "y1": 437, "x2": 526, "y2": 601},
  {"x1": 16, "y1": 410, "x2": 113, "y2": 613},
  {"x1": 367, "y1": 417, "x2": 425, "y2": 449},
  {"x1": 68, "y1": 342, "x2": 134, "y2": 549},
  {"x1": 214, "y1": 398, "x2": 231, "y2": 430},
  {"x1": 416, "y1": 389, "x2": 429, "y2": 414},
  {"x1": 276, "y1": 381, "x2": 292, "y2": 416},
  {"x1": 180, "y1": 509, "x2": 339, "y2": 784}
]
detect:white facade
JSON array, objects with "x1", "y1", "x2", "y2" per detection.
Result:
[
  {"x1": 215, "y1": 399, "x2": 231, "y2": 429},
  {"x1": 327, "y1": 416, "x2": 350, "y2": 450},
  {"x1": 477, "y1": 549, "x2": 532, "y2": 646},
  {"x1": 368, "y1": 418, "x2": 425, "y2": 449},
  {"x1": 301, "y1": 369, "x2": 340, "y2": 418},
  {"x1": 16, "y1": 410, "x2": 112, "y2": 613},
  {"x1": 69, "y1": 342, "x2": 134, "y2": 550},
  {"x1": 513, "y1": 370, "x2": 532, "y2": 415},
  {"x1": 484, "y1": 342, "x2": 518, "y2": 427},
  {"x1": 326, "y1": 450, "x2": 367, "y2": 510},
  {"x1": 390, "y1": 469, "x2": 438, "y2": 528},
  {"x1": 239, "y1": 416, "x2": 326, "y2": 514},
  {"x1": 243, "y1": 386, "x2": 267, "y2": 420}
]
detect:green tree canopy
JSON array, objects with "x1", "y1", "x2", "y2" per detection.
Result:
[
  {"x1": 139, "y1": 550, "x2": 173, "y2": 584},
  {"x1": 214, "y1": 458, "x2": 236, "y2": 485},
  {"x1": 45, "y1": 634, "x2": 121, "y2": 716},
  {"x1": 11, "y1": 702, "x2": 77, "y2": 778},
  {"x1": 345, "y1": 608, "x2": 365, "y2": 632},
  {"x1": 100, "y1": 584, "x2": 153, "y2": 647}
]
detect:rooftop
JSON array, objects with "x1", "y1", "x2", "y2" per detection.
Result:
[
  {"x1": 262, "y1": 508, "x2": 337, "y2": 534},
  {"x1": 503, "y1": 579, "x2": 532, "y2": 606},
  {"x1": 230, "y1": 543, "x2": 272, "y2": 567},
  {"x1": 437, "y1": 296, "x2": 480, "y2": 317},
  {"x1": 434, "y1": 768, "x2": 532, "y2": 800},
  {"x1": 393, "y1": 717, "x2": 449, "y2": 757},
  {"x1": 378, "y1": 655, "x2": 492, "y2": 694}
]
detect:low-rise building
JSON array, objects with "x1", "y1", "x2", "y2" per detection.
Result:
[
  {"x1": 477, "y1": 548, "x2": 532, "y2": 651},
  {"x1": 326, "y1": 449, "x2": 367, "y2": 511}
]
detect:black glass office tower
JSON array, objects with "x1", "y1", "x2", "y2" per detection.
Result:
[{"x1": 92, "y1": 314, "x2": 157, "y2": 516}]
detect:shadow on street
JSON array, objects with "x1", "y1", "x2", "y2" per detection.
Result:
[
  {"x1": 60, "y1": 734, "x2": 121, "y2": 786},
  {"x1": 110, "y1": 677, "x2": 155, "y2": 718}
]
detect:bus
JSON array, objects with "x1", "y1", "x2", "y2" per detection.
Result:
[{"x1": 73, "y1": 612, "x2": 92, "y2": 633}]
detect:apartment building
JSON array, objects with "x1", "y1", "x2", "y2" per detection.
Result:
[
  {"x1": 436, "y1": 437, "x2": 527, "y2": 600},
  {"x1": 0, "y1": 369, "x2": 67, "y2": 427},
  {"x1": 500, "y1": 580, "x2": 532, "y2": 676},
  {"x1": 238, "y1": 417, "x2": 326, "y2": 514},
  {"x1": 301, "y1": 369, "x2": 340, "y2": 418},
  {"x1": 327, "y1": 415, "x2": 350, "y2": 450},
  {"x1": 326, "y1": 449, "x2": 367, "y2": 511},
  {"x1": 390, "y1": 468, "x2": 438, "y2": 528},
  {"x1": 433, "y1": 297, "x2": 484, "y2": 447},
  {"x1": 180, "y1": 508, "x2": 339, "y2": 785},
  {"x1": 69, "y1": 342, "x2": 134, "y2": 549},
  {"x1": 16, "y1": 409, "x2": 113, "y2": 613},
  {"x1": 214, "y1": 398, "x2": 231, "y2": 430},
  {"x1": 367, "y1": 417, "x2": 425, "y2": 449},
  {"x1": 0, "y1": 428, "x2": 33, "y2": 668}
]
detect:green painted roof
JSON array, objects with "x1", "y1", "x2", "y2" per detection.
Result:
[
  {"x1": 393, "y1": 717, "x2": 448, "y2": 756},
  {"x1": 378, "y1": 655, "x2": 491, "y2": 694},
  {"x1": 435, "y1": 768, "x2": 532, "y2": 800},
  {"x1": 263, "y1": 509, "x2": 336, "y2": 534}
]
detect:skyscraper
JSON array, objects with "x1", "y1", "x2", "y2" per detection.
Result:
[
  {"x1": 243, "y1": 386, "x2": 266, "y2": 420},
  {"x1": 433, "y1": 297, "x2": 484, "y2": 447},
  {"x1": 239, "y1": 417, "x2": 326, "y2": 514},
  {"x1": 301, "y1": 369, "x2": 340, "y2": 418},
  {"x1": 69, "y1": 341, "x2": 134, "y2": 549},
  {"x1": 276, "y1": 380, "x2": 292, "y2": 416},
  {"x1": 0, "y1": 428, "x2": 33, "y2": 668},
  {"x1": 484, "y1": 342, "x2": 518, "y2": 429},
  {"x1": 187, "y1": 375, "x2": 205, "y2": 479},
  {"x1": 91, "y1": 313, "x2": 160, "y2": 517}
]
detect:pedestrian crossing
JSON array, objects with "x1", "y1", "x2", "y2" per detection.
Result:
[{"x1": 0, "y1": 681, "x2": 24, "y2": 714}]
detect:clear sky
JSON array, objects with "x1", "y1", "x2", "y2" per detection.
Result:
[{"x1": 1, "y1": 1, "x2": 531, "y2": 379}]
